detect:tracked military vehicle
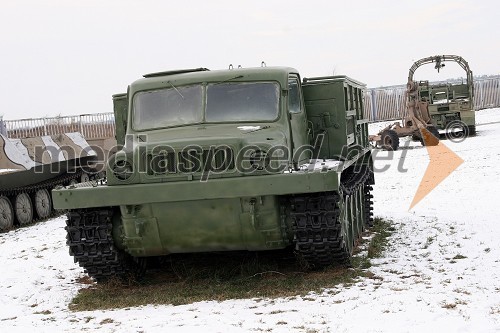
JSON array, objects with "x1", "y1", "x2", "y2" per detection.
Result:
[
  {"x1": 52, "y1": 66, "x2": 374, "y2": 281},
  {"x1": 0, "y1": 132, "x2": 97, "y2": 231}
]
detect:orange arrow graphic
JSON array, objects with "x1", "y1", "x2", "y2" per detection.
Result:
[{"x1": 409, "y1": 129, "x2": 464, "y2": 210}]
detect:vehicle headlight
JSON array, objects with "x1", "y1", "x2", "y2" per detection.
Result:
[{"x1": 112, "y1": 159, "x2": 134, "y2": 181}]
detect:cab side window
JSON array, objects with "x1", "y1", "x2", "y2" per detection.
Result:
[{"x1": 288, "y1": 78, "x2": 303, "y2": 114}]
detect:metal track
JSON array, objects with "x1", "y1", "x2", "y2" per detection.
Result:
[
  {"x1": 290, "y1": 192, "x2": 348, "y2": 268},
  {"x1": 364, "y1": 184, "x2": 374, "y2": 227},
  {"x1": 66, "y1": 208, "x2": 146, "y2": 282},
  {"x1": 0, "y1": 170, "x2": 84, "y2": 197},
  {"x1": 363, "y1": 168, "x2": 375, "y2": 228},
  {"x1": 340, "y1": 165, "x2": 372, "y2": 195},
  {"x1": 290, "y1": 167, "x2": 374, "y2": 269}
]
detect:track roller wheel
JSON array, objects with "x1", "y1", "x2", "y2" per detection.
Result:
[
  {"x1": 34, "y1": 189, "x2": 52, "y2": 219},
  {"x1": 0, "y1": 196, "x2": 14, "y2": 231},
  {"x1": 15, "y1": 192, "x2": 33, "y2": 225}
]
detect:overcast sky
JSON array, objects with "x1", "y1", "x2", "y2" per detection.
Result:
[{"x1": 1, "y1": 0, "x2": 498, "y2": 120}]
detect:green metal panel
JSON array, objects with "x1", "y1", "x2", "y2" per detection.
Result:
[
  {"x1": 117, "y1": 195, "x2": 285, "y2": 256},
  {"x1": 287, "y1": 74, "x2": 310, "y2": 164},
  {"x1": 52, "y1": 169, "x2": 340, "y2": 209},
  {"x1": 105, "y1": 124, "x2": 291, "y2": 186},
  {"x1": 424, "y1": 83, "x2": 475, "y2": 128},
  {"x1": 301, "y1": 76, "x2": 369, "y2": 159},
  {"x1": 112, "y1": 93, "x2": 128, "y2": 146}
]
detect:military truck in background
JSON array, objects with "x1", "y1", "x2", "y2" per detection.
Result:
[
  {"x1": 410, "y1": 55, "x2": 475, "y2": 135},
  {"x1": 370, "y1": 55, "x2": 475, "y2": 150},
  {"x1": 52, "y1": 66, "x2": 375, "y2": 281},
  {"x1": 0, "y1": 133, "x2": 97, "y2": 231}
]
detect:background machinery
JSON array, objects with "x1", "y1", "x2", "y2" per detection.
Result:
[
  {"x1": 0, "y1": 132, "x2": 97, "y2": 231},
  {"x1": 371, "y1": 55, "x2": 475, "y2": 150}
]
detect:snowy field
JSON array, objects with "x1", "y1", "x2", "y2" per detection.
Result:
[{"x1": 1, "y1": 109, "x2": 499, "y2": 332}]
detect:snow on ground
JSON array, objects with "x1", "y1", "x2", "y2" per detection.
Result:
[
  {"x1": 476, "y1": 107, "x2": 500, "y2": 125},
  {"x1": 1, "y1": 109, "x2": 499, "y2": 332}
]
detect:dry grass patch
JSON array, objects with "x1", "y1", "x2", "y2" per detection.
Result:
[{"x1": 70, "y1": 217, "x2": 393, "y2": 311}]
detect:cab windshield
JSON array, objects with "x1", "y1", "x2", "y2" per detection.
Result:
[{"x1": 133, "y1": 82, "x2": 280, "y2": 130}]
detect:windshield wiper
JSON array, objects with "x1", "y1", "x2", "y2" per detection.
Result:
[
  {"x1": 213, "y1": 75, "x2": 244, "y2": 85},
  {"x1": 167, "y1": 81, "x2": 184, "y2": 99}
]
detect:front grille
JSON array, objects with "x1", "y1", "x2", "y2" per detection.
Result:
[
  {"x1": 145, "y1": 151, "x2": 176, "y2": 175},
  {"x1": 144, "y1": 147, "x2": 235, "y2": 176}
]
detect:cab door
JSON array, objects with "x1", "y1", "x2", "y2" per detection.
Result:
[{"x1": 288, "y1": 74, "x2": 310, "y2": 166}]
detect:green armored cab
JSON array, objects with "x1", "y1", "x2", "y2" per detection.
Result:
[{"x1": 52, "y1": 66, "x2": 374, "y2": 281}]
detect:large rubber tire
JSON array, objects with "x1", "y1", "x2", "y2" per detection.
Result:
[
  {"x1": 34, "y1": 189, "x2": 52, "y2": 219},
  {"x1": 0, "y1": 196, "x2": 14, "y2": 231},
  {"x1": 380, "y1": 129, "x2": 400, "y2": 151},
  {"x1": 468, "y1": 125, "x2": 476, "y2": 136},
  {"x1": 445, "y1": 120, "x2": 472, "y2": 141},
  {"x1": 15, "y1": 192, "x2": 33, "y2": 226},
  {"x1": 420, "y1": 126, "x2": 440, "y2": 146}
]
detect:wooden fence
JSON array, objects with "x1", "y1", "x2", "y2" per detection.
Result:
[
  {"x1": 364, "y1": 76, "x2": 500, "y2": 121},
  {"x1": 1, "y1": 113, "x2": 115, "y2": 139}
]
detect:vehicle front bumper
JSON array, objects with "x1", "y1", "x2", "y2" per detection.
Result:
[{"x1": 52, "y1": 169, "x2": 341, "y2": 210}]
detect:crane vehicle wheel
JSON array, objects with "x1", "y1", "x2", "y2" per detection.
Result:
[
  {"x1": 380, "y1": 129, "x2": 400, "y2": 151},
  {"x1": 468, "y1": 125, "x2": 476, "y2": 136}
]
